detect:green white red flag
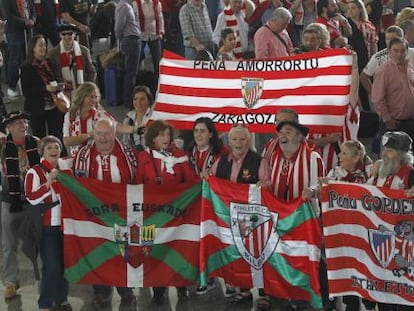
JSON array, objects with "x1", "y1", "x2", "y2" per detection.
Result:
[
  {"x1": 321, "y1": 182, "x2": 414, "y2": 306},
  {"x1": 200, "y1": 176, "x2": 322, "y2": 308},
  {"x1": 58, "y1": 173, "x2": 201, "y2": 287}
]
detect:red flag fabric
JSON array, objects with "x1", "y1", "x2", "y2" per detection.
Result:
[{"x1": 321, "y1": 181, "x2": 414, "y2": 306}]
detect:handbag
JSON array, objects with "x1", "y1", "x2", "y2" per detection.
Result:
[{"x1": 52, "y1": 92, "x2": 70, "y2": 113}]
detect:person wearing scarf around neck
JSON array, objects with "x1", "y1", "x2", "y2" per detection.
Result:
[
  {"x1": 24, "y1": 136, "x2": 73, "y2": 311},
  {"x1": 1, "y1": 111, "x2": 40, "y2": 300},
  {"x1": 187, "y1": 117, "x2": 228, "y2": 296},
  {"x1": 21, "y1": 35, "x2": 64, "y2": 141},
  {"x1": 122, "y1": 85, "x2": 153, "y2": 151},
  {"x1": 135, "y1": 120, "x2": 198, "y2": 305},
  {"x1": 47, "y1": 23, "x2": 96, "y2": 100},
  {"x1": 62, "y1": 82, "x2": 140, "y2": 157}
]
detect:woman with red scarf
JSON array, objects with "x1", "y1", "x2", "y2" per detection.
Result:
[
  {"x1": 136, "y1": 120, "x2": 198, "y2": 305},
  {"x1": 21, "y1": 34, "x2": 63, "y2": 140}
]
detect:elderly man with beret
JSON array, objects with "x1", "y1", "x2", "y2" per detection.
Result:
[{"x1": 1, "y1": 111, "x2": 40, "y2": 299}]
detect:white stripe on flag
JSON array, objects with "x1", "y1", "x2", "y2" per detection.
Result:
[
  {"x1": 126, "y1": 184, "x2": 143, "y2": 287},
  {"x1": 156, "y1": 94, "x2": 349, "y2": 109},
  {"x1": 248, "y1": 184, "x2": 264, "y2": 288},
  {"x1": 64, "y1": 219, "x2": 199, "y2": 244},
  {"x1": 155, "y1": 225, "x2": 200, "y2": 243},
  {"x1": 64, "y1": 219, "x2": 114, "y2": 240},
  {"x1": 276, "y1": 240, "x2": 321, "y2": 262},
  {"x1": 327, "y1": 246, "x2": 412, "y2": 283},
  {"x1": 158, "y1": 74, "x2": 351, "y2": 89},
  {"x1": 200, "y1": 220, "x2": 234, "y2": 245}
]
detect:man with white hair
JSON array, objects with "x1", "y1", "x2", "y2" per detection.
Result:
[
  {"x1": 268, "y1": 120, "x2": 325, "y2": 311},
  {"x1": 73, "y1": 118, "x2": 138, "y2": 308},
  {"x1": 253, "y1": 7, "x2": 294, "y2": 58}
]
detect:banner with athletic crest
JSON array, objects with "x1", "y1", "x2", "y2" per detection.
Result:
[
  {"x1": 321, "y1": 181, "x2": 414, "y2": 306},
  {"x1": 58, "y1": 173, "x2": 201, "y2": 287},
  {"x1": 151, "y1": 49, "x2": 352, "y2": 134},
  {"x1": 200, "y1": 176, "x2": 322, "y2": 308}
]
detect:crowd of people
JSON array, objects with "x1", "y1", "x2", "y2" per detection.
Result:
[{"x1": 0, "y1": 0, "x2": 414, "y2": 311}]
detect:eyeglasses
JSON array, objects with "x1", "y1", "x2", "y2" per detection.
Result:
[{"x1": 61, "y1": 32, "x2": 74, "y2": 36}]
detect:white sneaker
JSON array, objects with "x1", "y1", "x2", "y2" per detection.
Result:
[
  {"x1": 195, "y1": 282, "x2": 216, "y2": 296},
  {"x1": 7, "y1": 88, "x2": 19, "y2": 98}
]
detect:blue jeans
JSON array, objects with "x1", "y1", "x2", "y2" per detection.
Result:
[
  {"x1": 1, "y1": 201, "x2": 23, "y2": 287},
  {"x1": 141, "y1": 38, "x2": 162, "y2": 76},
  {"x1": 120, "y1": 36, "x2": 141, "y2": 106},
  {"x1": 38, "y1": 226, "x2": 68, "y2": 308},
  {"x1": 5, "y1": 33, "x2": 27, "y2": 88}
]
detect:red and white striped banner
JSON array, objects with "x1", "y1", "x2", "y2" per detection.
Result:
[
  {"x1": 152, "y1": 49, "x2": 353, "y2": 134},
  {"x1": 321, "y1": 182, "x2": 414, "y2": 306}
]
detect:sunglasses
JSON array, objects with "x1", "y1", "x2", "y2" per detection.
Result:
[{"x1": 61, "y1": 32, "x2": 74, "y2": 36}]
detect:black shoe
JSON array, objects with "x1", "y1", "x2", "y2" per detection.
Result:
[
  {"x1": 151, "y1": 294, "x2": 164, "y2": 306},
  {"x1": 120, "y1": 293, "x2": 137, "y2": 307},
  {"x1": 177, "y1": 287, "x2": 190, "y2": 301}
]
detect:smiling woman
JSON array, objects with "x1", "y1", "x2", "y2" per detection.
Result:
[
  {"x1": 24, "y1": 135, "x2": 72, "y2": 311},
  {"x1": 135, "y1": 119, "x2": 198, "y2": 305},
  {"x1": 21, "y1": 34, "x2": 64, "y2": 140}
]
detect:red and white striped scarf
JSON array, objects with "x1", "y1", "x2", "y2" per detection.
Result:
[
  {"x1": 59, "y1": 40, "x2": 84, "y2": 88},
  {"x1": 73, "y1": 139, "x2": 137, "y2": 184},
  {"x1": 135, "y1": 0, "x2": 161, "y2": 34},
  {"x1": 34, "y1": 0, "x2": 59, "y2": 21},
  {"x1": 270, "y1": 142, "x2": 324, "y2": 200},
  {"x1": 224, "y1": 8, "x2": 244, "y2": 59},
  {"x1": 359, "y1": 21, "x2": 378, "y2": 59}
]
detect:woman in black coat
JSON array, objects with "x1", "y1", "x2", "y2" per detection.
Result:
[{"x1": 21, "y1": 34, "x2": 64, "y2": 140}]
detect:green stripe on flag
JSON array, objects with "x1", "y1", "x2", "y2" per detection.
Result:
[
  {"x1": 277, "y1": 202, "x2": 318, "y2": 236},
  {"x1": 200, "y1": 244, "x2": 239, "y2": 284},
  {"x1": 202, "y1": 181, "x2": 230, "y2": 226},
  {"x1": 64, "y1": 241, "x2": 119, "y2": 283},
  {"x1": 57, "y1": 172, "x2": 125, "y2": 226},
  {"x1": 268, "y1": 252, "x2": 322, "y2": 309},
  {"x1": 144, "y1": 182, "x2": 201, "y2": 227},
  {"x1": 151, "y1": 244, "x2": 199, "y2": 282}
]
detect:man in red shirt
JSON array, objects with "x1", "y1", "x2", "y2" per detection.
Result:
[{"x1": 73, "y1": 118, "x2": 137, "y2": 308}]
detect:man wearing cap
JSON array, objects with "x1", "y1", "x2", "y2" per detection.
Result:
[
  {"x1": 268, "y1": 120, "x2": 325, "y2": 311},
  {"x1": 367, "y1": 131, "x2": 413, "y2": 311},
  {"x1": 372, "y1": 37, "x2": 414, "y2": 140},
  {"x1": 47, "y1": 23, "x2": 96, "y2": 100},
  {"x1": 73, "y1": 118, "x2": 137, "y2": 308},
  {"x1": 0, "y1": 111, "x2": 40, "y2": 299}
]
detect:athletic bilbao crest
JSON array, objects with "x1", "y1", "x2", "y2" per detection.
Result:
[
  {"x1": 114, "y1": 223, "x2": 156, "y2": 268},
  {"x1": 368, "y1": 227, "x2": 396, "y2": 268},
  {"x1": 241, "y1": 78, "x2": 264, "y2": 109},
  {"x1": 230, "y1": 202, "x2": 279, "y2": 269}
]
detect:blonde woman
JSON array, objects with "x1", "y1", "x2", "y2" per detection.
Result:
[{"x1": 62, "y1": 82, "x2": 138, "y2": 156}]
